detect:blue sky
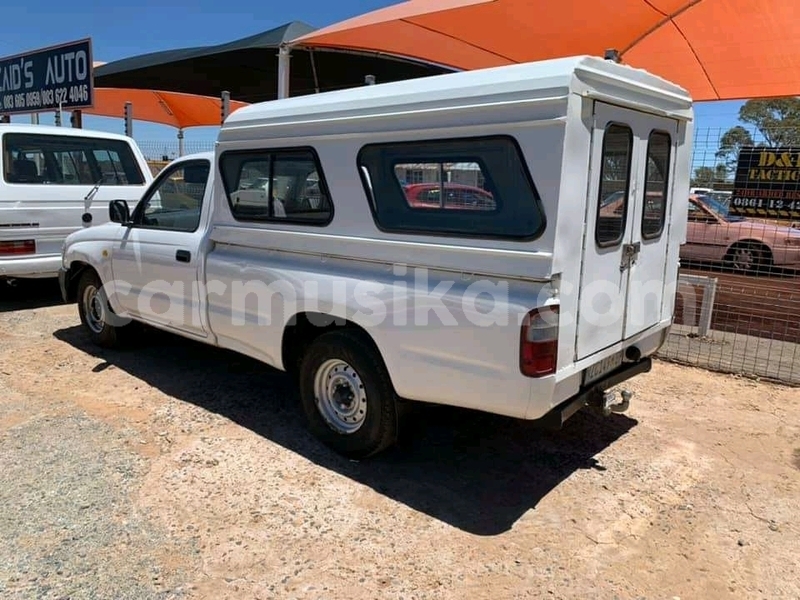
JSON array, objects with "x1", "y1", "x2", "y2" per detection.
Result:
[{"x1": 0, "y1": 0, "x2": 745, "y2": 158}]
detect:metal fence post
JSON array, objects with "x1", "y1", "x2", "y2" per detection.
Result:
[
  {"x1": 221, "y1": 91, "x2": 230, "y2": 124},
  {"x1": 697, "y1": 276, "x2": 718, "y2": 338},
  {"x1": 123, "y1": 102, "x2": 133, "y2": 137}
]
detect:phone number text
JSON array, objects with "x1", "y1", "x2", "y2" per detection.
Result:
[
  {"x1": 731, "y1": 197, "x2": 800, "y2": 211},
  {"x1": 1, "y1": 84, "x2": 90, "y2": 111}
]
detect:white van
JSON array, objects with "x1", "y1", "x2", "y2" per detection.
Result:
[
  {"x1": 61, "y1": 55, "x2": 693, "y2": 458},
  {"x1": 0, "y1": 124, "x2": 152, "y2": 280}
]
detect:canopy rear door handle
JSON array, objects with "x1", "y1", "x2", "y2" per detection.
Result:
[
  {"x1": 620, "y1": 242, "x2": 641, "y2": 271},
  {"x1": 176, "y1": 249, "x2": 191, "y2": 263}
]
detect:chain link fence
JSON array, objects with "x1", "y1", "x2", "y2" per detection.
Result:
[
  {"x1": 662, "y1": 125, "x2": 800, "y2": 384},
  {"x1": 138, "y1": 140, "x2": 215, "y2": 164},
  {"x1": 136, "y1": 125, "x2": 800, "y2": 385},
  {"x1": 660, "y1": 270, "x2": 799, "y2": 384}
]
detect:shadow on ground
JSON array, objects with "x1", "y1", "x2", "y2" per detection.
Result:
[
  {"x1": 54, "y1": 324, "x2": 638, "y2": 536},
  {"x1": 1, "y1": 279, "x2": 64, "y2": 312}
]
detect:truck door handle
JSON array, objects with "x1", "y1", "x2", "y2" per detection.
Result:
[
  {"x1": 620, "y1": 242, "x2": 641, "y2": 271},
  {"x1": 176, "y1": 249, "x2": 191, "y2": 263}
]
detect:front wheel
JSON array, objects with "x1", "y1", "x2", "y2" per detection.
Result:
[
  {"x1": 76, "y1": 269, "x2": 129, "y2": 348},
  {"x1": 298, "y1": 329, "x2": 399, "y2": 459}
]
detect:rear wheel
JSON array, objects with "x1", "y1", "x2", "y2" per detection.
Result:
[
  {"x1": 725, "y1": 242, "x2": 771, "y2": 274},
  {"x1": 76, "y1": 269, "x2": 129, "y2": 348},
  {"x1": 298, "y1": 329, "x2": 399, "y2": 459}
]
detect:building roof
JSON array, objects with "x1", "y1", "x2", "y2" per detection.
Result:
[
  {"x1": 94, "y1": 22, "x2": 317, "y2": 77},
  {"x1": 93, "y1": 21, "x2": 452, "y2": 104}
]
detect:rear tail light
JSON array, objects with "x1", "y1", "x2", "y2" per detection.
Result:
[
  {"x1": 0, "y1": 240, "x2": 35, "y2": 256},
  {"x1": 520, "y1": 305, "x2": 559, "y2": 377}
]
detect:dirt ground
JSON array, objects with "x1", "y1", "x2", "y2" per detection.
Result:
[{"x1": 1, "y1": 280, "x2": 799, "y2": 600}]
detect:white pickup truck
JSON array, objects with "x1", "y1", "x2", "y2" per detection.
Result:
[
  {"x1": 1, "y1": 124, "x2": 152, "y2": 281},
  {"x1": 59, "y1": 55, "x2": 693, "y2": 458}
]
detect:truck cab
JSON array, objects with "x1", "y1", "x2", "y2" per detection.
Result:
[{"x1": 60, "y1": 55, "x2": 693, "y2": 459}]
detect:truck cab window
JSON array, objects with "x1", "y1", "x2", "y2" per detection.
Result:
[
  {"x1": 220, "y1": 148, "x2": 333, "y2": 225},
  {"x1": 136, "y1": 160, "x2": 210, "y2": 232}
]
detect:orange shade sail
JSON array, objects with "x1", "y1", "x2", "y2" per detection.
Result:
[
  {"x1": 292, "y1": 0, "x2": 800, "y2": 101},
  {"x1": 82, "y1": 88, "x2": 249, "y2": 129}
]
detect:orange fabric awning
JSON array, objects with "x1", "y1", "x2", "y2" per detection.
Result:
[
  {"x1": 291, "y1": 0, "x2": 800, "y2": 101},
  {"x1": 82, "y1": 88, "x2": 249, "y2": 129}
]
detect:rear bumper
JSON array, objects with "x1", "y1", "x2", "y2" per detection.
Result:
[
  {"x1": 534, "y1": 357, "x2": 652, "y2": 429},
  {"x1": 0, "y1": 254, "x2": 61, "y2": 279}
]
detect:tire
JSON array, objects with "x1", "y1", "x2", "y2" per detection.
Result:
[
  {"x1": 725, "y1": 242, "x2": 771, "y2": 274},
  {"x1": 298, "y1": 329, "x2": 399, "y2": 459},
  {"x1": 76, "y1": 269, "x2": 129, "y2": 348}
]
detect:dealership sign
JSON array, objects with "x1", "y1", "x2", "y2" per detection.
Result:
[
  {"x1": 730, "y1": 146, "x2": 800, "y2": 219},
  {"x1": 0, "y1": 38, "x2": 93, "y2": 115}
]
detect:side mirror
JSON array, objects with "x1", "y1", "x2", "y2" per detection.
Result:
[{"x1": 109, "y1": 199, "x2": 131, "y2": 224}]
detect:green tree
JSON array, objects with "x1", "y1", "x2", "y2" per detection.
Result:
[
  {"x1": 738, "y1": 98, "x2": 800, "y2": 146},
  {"x1": 715, "y1": 125, "x2": 754, "y2": 174},
  {"x1": 692, "y1": 164, "x2": 727, "y2": 187},
  {"x1": 715, "y1": 98, "x2": 800, "y2": 177}
]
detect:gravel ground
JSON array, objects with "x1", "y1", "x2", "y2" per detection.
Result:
[{"x1": 1, "y1": 279, "x2": 799, "y2": 599}]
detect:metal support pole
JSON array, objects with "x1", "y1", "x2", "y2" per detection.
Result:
[
  {"x1": 221, "y1": 91, "x2": 230, "y2": 124},
  {"x1": 177, "y1": 128, "x2": 185, "y2": 157},
  {"x1": 123, "y1": 101, "x2": 133, "y2": 137},
  {"x1": 30, "y1": 113, "x2": 39, "y2": 125},
  {"x1": 70, "y1": 110, "x2": 83, "y2": 128},
  {"x1": 277, "y1": 45, "x2": 291, "y2": 99},
  {"x1": 309, "y1": 48, "x2": 320, "y2": 94}
]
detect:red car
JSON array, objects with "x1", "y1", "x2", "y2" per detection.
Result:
[{"x1": 402, "y1": 183, "x2": 496, "y2": 210}]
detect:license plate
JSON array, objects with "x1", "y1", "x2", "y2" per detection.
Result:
[{"x1": 583, "y1": 351, "x2": 624, "y2": 385}]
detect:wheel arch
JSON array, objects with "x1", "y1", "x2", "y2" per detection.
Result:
[
  {"x1": 724, "y1": 238, "x2": 774, "y2": 263},
  {"x1": 62, "y1": 242, "x2": 120, "y2": 309},
  {"x1": 280, "y1": 311, "x2": 396, "y2": 390},
  {"x1": 62, "y1": 260, "x2": 93, "y2": 303}
]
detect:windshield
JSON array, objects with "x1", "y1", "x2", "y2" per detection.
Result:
[
  {"x1": 696, "y1": 194, "x2": 746, "y2": 222},
  {"x1": 707, "y1": 191, "x2": 732, "y2": 206},
  {"x1": 701, "y1": 195, "x2": 728, "y2": 215}
]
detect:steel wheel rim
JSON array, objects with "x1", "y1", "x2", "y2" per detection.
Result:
[
  {"x1": 313, "y1": 359, "x2": 367, "y2": 434},
  {"x1": 732, "y1": 247, "x2": 755, "y2": 271},
  {"x1": 82, "y1": 284, "x2": 106, "y2": 334}
]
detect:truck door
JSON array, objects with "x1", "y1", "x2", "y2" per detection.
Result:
[
  {"x1": 110, "y1": 158, "x2": 211, "y2": 338},
  {"x1": 576, "y1": 101, "x2": 679, "y2": 360}
]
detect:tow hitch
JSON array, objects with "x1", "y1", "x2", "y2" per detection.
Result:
[
  {"x1": 597, "y1": 389, "x2": 632, "y2": 416},
  {"x1": 532, "y1": 359, "x2": 648, "y2": 430}
]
